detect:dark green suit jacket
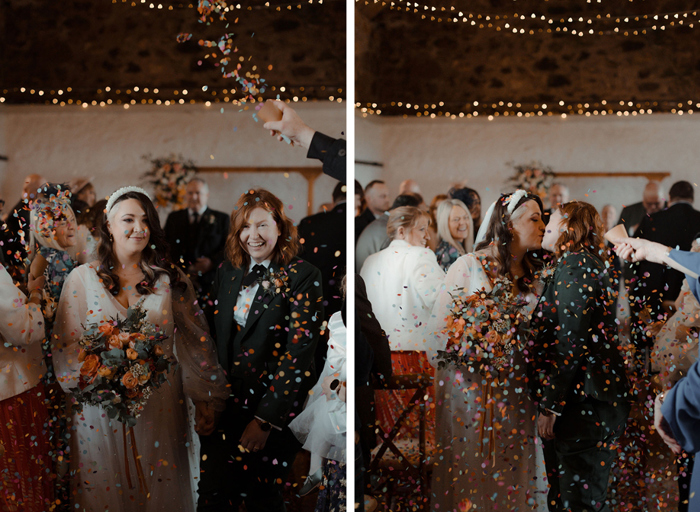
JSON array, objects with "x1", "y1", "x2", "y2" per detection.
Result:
[
  {"x1": 530, "y1": 250, "x2": 629, "y2": 415},
  {"x1": 208, "y1": 258, "x2": 324, "y2": 427}
]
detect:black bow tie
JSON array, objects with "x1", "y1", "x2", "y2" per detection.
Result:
[{"x1": 242, "y1": 264, "x2": 266, "y2": 287}]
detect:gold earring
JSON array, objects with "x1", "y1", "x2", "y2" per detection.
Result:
[{"x1": 109, "y1": 233, "x2": 114, "y2": 242}]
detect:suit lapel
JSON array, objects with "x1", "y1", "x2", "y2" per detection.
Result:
[
  {"x1": 216, "y1": 266, "x2": 244, "y2": 369},
  {"x1": 237, "y1": 262, "x2": 283, "y2": 342}
]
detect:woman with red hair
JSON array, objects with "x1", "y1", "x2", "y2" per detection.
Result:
[
  {"x1": 532, "y1": 201, "x2": 631, "y2": 512},
  {"x1": 197, "y1": 188, "x2": 324, "y2": 512}
]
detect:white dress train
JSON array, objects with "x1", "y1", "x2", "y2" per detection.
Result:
[
  {"x1": 53, "y1": 264, "x2": 229, "y2": 512},
  {"x1": 425, "y1": 254, "x2": 547, "y2": 511}
]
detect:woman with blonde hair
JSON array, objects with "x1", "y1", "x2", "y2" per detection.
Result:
[
  {"x1": 360, "y1": 206, "x2": 445, "y2": 444},
  {"x1": 434, "y1": 198, "x2": 473, "y2": 271}
]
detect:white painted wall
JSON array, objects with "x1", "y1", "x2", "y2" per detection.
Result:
[
  {"x1": 356, "y1": 113, "x2": 700, "y2": 215},
  {"x1": 0, "y1": 102, "x2": 345, "y2": 224}
]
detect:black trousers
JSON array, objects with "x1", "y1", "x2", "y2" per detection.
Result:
[
  {"x1": 196, "y1": 398, "x2": 301, "y2": 512},
  {"x1": 544, "y1": 397, "x2": 631, "y2": 512}
]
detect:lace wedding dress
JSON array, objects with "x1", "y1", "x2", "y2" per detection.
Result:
[
  {"x1": 426, "y1": 254, "x2": 547, "y2": 511},
  {"x1": 53, "y1": 264, "x2": 228, "y2": 512}
]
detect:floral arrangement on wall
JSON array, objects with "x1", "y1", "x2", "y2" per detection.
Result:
[
  {"x1": 507, "y1": 162, "x2": 555, "y2": 200},
  {"x1": 142, "y1": 155, "x2": 197, "y2": 209}
]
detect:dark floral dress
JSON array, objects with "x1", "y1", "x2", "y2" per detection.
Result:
[
  {"x1": 314, "y1": 460, "x2": 346, "y2": 512},
  {"x1": 434, "y1": 239, "x2": 461, "y2": 272}
]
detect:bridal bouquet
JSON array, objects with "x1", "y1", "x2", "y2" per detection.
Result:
[
  {"x1": 436, "y1": 277, "x2": 528, "y2": 377},
  {"x1": 69, "y1": 301, "x2": 175, "y2": 428}
]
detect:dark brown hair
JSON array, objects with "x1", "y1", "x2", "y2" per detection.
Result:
[
  {"x1": 225, "y1": 189, "x2": 299, "y2": 268},
  {"x1": 475, "y1": 192, "x2": 544, "y2": 292},
  {"x1": 96, "y1": 191, "x2": 180, "y2": 296},
  {"x1": 553, "y1": 201, "x2": 606, "y2": 261}
]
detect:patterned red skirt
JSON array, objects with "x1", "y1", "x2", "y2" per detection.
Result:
[
  {"x1": 0, "y1": 383, "x2": 54, "y2": 511},
  {"x1": 374, "y1": 351, "x2": 435, "y2": 446}
]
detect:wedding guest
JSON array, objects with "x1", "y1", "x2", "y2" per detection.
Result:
[
  {"x1": 356, "y1": 180, "x2": 391, "y2": 241},
  {"x1": 434, "y1": 198, "x2": 473, "y2": 271},
  {"x1": 601, "y1": 204, "x2": 618, "y2": 232},
  {"x1": 534, "y1": 201, "x2": 630, "y2": 512},
  {"x1": 615, "y1": 236, "x2": 700, "y2": 510},
  {"x1": 262, "y1": 100, "x2": 346, "y2": 183},
  {"x1": 53, "y1": 186, "x2": 228, "y2": 511},
  {"x1": 69, "y1": 198, "x2": 107, "y2": 264},
  {"x1": 68, "y1": 177, "x2": 96, "y2": 207},
  {"x1": 355, "y1": 180, "x2": 365, "y2": 217},
  {"x1": 29, "y1": 184, "x2": 78, "y2": 325},
  {"x1": 542, "y1": 182, "x2": 570, "y2": 224},
  {"x1": 355, "y1": 193, "x2": 422, "y2": 272},
  {"x1": 289, "y1": 304, "x2": 346, "y2": 503},
  {"x1": 1, "y1": 173, "x2": 45, "y2": 267},
  {"x1": 426, "y1": 190, "x2": 547, "y2": 511},
  {"x1": 360, "y1": 206, "x2": 444, "y2": 444},
  {"x1": 629, "y1": 181, "x2": 700, "y2": 354},
  {"x1": 164, "y1": 178, "x2": 230, "y2": 298},
  {"x1": 448, "y1": 186, "x2": 481, "y2": 239},
  {"x1": 0, "y1": 268, "x2": 51, "y2": 511},
  {"x1": 398, "y1": 179, "x2": 421, "y2": 196},
  {"x1": 617, "y1": 180, "x2": 666, "y2": 236},
  {"x1": 299, "y1": 181, "x2": 346, "y2": 321},
  {"x1": 198, "y1": 188, "x2": 324, "y2": 512}
]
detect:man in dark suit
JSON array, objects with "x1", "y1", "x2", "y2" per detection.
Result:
[
  {"x1": 630, "y1": 181, "x2": 700, "y2": 348},
  {"x1": 630, "y1": 181, "x2": 700, "y2": 313},
  {"x1": 298, "y1": 181, "x2": 346, "y2": 322},
  {"x1": 163, "y1": 177, "x2": 229, "y2": 297},
  {"x1": 616, "y1": 180, "x2": 666, "y2": 236},
  {"x1": 355, "y1": 180, "x2": 390, "y2": 241}
]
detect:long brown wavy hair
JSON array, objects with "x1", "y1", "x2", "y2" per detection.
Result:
[
  {"x1": 96, "y1": 190, "x2": 180, "y2": 296},
  {"x1": 225, "y1": 189, "x2": 300, "y2": 268},
  {"x1": 474, "y1": 192, "x2": 544, "y2": 292},
  {"x1": 552, "y1": 201, "x2": 607, "y2": 261}
]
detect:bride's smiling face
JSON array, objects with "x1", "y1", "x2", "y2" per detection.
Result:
[
  {"x1": 107, "y1": 199, "x2": 151, "y2": 254},
  {"x1": 510, "y1": 200, "x2": 546, "y2": 251}
]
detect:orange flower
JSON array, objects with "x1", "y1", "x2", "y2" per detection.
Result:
[
  {"x1": 154, "y1": 345, "x2": 164, "y2": 357},
  {"x1": 98, "y1": 324, "x2": 115, "y2": 336},
  {"x1": 121, "y1": 371, "x2": 138, "y2": 389},
  {"x1": 138, "y1": 372, "x2": 151, "y2": 385},
  {"x1": 78, "y1": 349, "x2": 86, "y2": 362},
  {"x1": 106, "y1": 335, "x2": 123, "y2": 350},
  {"x1": 80, "y1": 355, "x2": 100, "y2": 378},
  {"x1": 484, "y1": 330, "x2": 502, "y2": 346},
  {"x1": 126, "y1": 348, "x2": 139, "y2": 360},
  {"x1": 97, "y1": 366, "x2": 114, "y2": 379},
  {"x1": 129, "y1": 333, "x2": 146, "y2": 343}
]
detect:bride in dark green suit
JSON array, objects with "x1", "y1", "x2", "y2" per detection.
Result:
[
  {"x1": 197, "y1": 188, "x2": 324, "y2": 512},
  {"x1": 531, "y1": 201, "x2": 631, "y2": 512}
]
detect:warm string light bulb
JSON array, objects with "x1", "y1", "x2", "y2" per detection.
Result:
[
  {"x1": 355, "y1": 99, "x2": 698, "y2": 118},
  {"x1": 0, "y1": 85, "x2": 344, "y2": 108},
  {"x1": 360, "y1": 0, "x2": 698, "y2": 36}
]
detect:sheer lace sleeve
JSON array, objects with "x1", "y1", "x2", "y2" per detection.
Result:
[
  {"x1": 52, "y1": 266, "x2": 89, "y2": 392},
  {"x1": 425, "y1": 254, "x2": 490, "y2": 366},
  {"x1": 171, "y1": 274, "x2": 229, "y2": 411}
]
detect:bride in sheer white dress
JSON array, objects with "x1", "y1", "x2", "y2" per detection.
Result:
[
  {"x1": 53, "y1": 187, "x2": 229, "y2": 511},
  {"x1": 426, "y1": 191, "x2": 548, "y2": 511}
]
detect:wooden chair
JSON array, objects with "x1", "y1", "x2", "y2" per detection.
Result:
[{"x1": 368, "y1": 373, "x2": 432, "y2": 511}]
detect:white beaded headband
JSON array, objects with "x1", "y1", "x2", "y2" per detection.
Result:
[
  {"x1": 106, "y1": 186, "x2": 152, "y2": 214},
  {"x1": 503, "y1": 189, "x2": 528, "y2": 214}
]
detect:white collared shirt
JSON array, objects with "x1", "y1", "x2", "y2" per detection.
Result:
[
  {"x1": 233, "y1": 259, "x2": 271, "y2": 327},
  {"x1": 188, "y1": 205, "x2": 208, "y2": 224}
]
